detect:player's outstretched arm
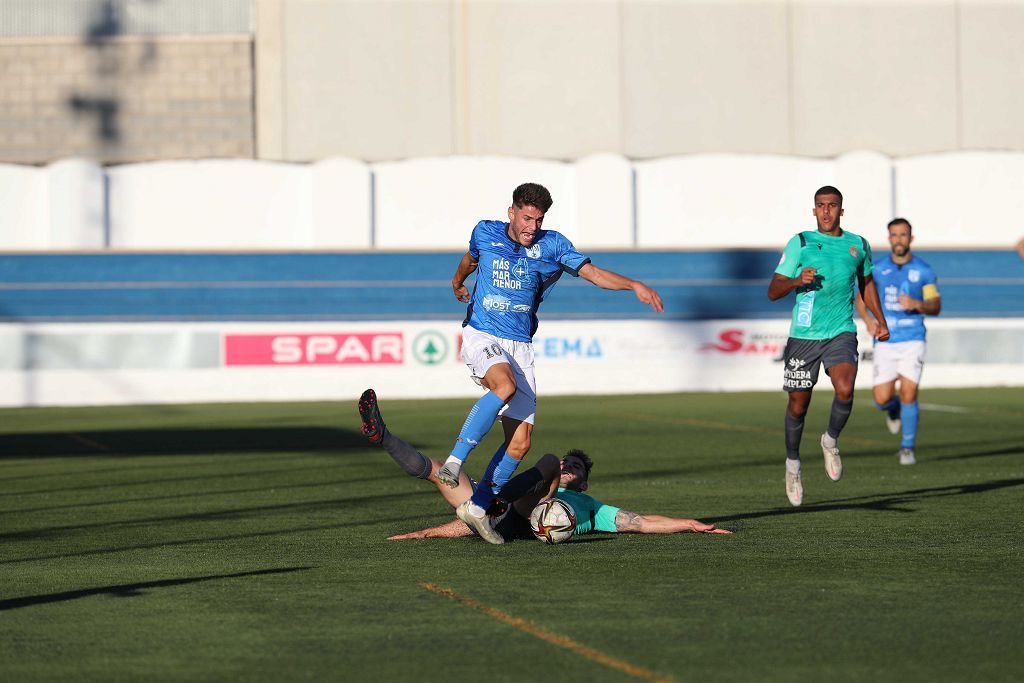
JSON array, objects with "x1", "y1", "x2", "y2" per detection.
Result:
[
  {"x1": 578, "y1": 263, "x2": 664, "y2": 313},
  {"x1": 614, "y1": 510, "x2": 731, "y2": 535},
  {"x1": 452, "y1": 252, "x2": 479, "y2": 303},
  {"x1": 388, "y1": 519, "x2": 474, "y2": 540}
]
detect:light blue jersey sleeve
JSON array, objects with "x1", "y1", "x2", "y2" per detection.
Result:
[
  {"x1": 467, "y1": 221, "x2": 485, "y2": 260},
  {"x1": 551, "y1": 232, "x2": 590, "y2": 276}
]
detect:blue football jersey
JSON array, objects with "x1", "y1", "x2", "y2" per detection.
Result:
[
  {"x1": 872, "y1": 254, "x2": 940, "y2": 343},
  {"x1": 463, "y1": 220, "x2": 591, "y2": 342}
]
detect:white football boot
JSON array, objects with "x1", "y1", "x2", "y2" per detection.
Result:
[
  {"x1": 821, "y1": 433, "x2": 843, "y2": 482},
  {"x1": 456, "y1": 501, "x2": 505, "y2": 545},
  {"x1": 785, "y1": 463, "x2": 803, "y2": 507}
]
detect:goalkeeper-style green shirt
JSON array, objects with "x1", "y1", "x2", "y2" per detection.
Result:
[
  {"x1": 774, "y1": 229, "x2": 873, "y2": 340},
  {"x1": 554, "y1": 488, "x2": 620, "y2": 535}
]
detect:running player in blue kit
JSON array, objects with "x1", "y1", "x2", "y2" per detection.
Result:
[
  {"x1": 856, "y1": 218, "x2": 941, "y2": 465},
  {"x1": 437, "y1": 182, "x2": 663, "y2": 542}
]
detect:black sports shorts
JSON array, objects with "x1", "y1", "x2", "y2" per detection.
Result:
[{"x1": 782, "y1": 331, "x2": 858, "y2": 392}]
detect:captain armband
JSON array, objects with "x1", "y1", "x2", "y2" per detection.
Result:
[{"x1": 922, "y1": 284, "x2": 940, "y2": 300}]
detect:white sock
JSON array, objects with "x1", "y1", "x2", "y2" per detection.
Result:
[
  {"x1": 822, "y1": 432, "x2": 837, "y2": 448},
  {"x1": 786, "y1": 458, "x2": 801, "y2": 474}
]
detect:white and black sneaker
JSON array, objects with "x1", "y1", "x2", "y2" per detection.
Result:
[
  {"x1": 436, "y1": 461, "x2": 462, "y2": 489},
  {"x1": 898, "y1": 448, "x2": 916, "y2": 466},
  {"x1": 886, "y1": 404, "x2": 902, "y2": 435},
  {"x1": 456, "y1": 500, "x2": 505, "y2": 545}
]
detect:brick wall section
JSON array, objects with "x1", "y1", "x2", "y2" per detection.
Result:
[{"x1": 0, "y1": 34, "x2": 254, "y2": 164}]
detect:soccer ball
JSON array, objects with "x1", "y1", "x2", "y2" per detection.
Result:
[{"x1": 529, "y1": 498, "x2": 576, "y2": 544}]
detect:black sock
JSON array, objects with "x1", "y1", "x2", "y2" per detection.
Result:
[
  {"x1": 497, "y1": 467, "x2": 544, "y2": 503},
  {"x1": 380, "y1": 429, "x2": 432, "y2": 479},
  {"x1": 785, "y1": 412, "x2": 804, "y2": 460},
  {"x1": 827, "y1": 397, "x2": 854, "y2": 439}
]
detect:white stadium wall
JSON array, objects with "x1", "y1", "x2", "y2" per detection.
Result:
[
  {"x1": 894, "y1": 152, "x2": 1024, "y2": 247},
  {"x1": 1, "y1": 151, "x2": 1023, "y2": 251},
  {"x1": 105, "y1": 159, "x2": 372, "y2": 250},
  {"x1": 371, "y1": 156, "x2": 575, "y2": 249},
  {"x1": 254, "y1": 0, "x2": 1024, "y2": 161}
]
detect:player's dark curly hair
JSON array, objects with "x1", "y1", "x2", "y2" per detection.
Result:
[
  {"x1": 563, "y1": 448, "x2": 593, "y2": 479},
  {"x1": 512, "y1": 183, "x2": 553, "y2": 212}
]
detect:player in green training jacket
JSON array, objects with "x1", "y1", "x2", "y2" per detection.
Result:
[{"x1": 768, "y1": 186, "x2": 889, "y2": 507}]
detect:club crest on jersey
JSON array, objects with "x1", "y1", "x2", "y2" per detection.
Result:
[
  {"x1": 526, "y1": 244, "x2": 542, "y2": 259},
  {"x1": 909, "y1": 269, "x2": 920, "y2": 283},
  {"x1": 849, "y1": 246, "x2": 858, "y2": 258}
]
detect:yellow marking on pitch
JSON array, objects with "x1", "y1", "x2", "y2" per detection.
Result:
[
  {"x1": 629, "y1": 414, "x2": 887, "y2": 447},
  {"x1": 419, "y1": 582, "x2": 674, "y2": 683}
]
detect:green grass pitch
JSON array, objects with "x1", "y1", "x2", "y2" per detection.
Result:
[{"x1": 1, "y1": 388, "x2": 1022, "y2": 682}]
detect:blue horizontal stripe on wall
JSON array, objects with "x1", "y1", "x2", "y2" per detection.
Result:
[{"x1": 1, "y1": 250, "x2": 1021, "y2": 322}]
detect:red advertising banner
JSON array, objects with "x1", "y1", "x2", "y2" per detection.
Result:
[{"x1": 224, "y1": 333, "x2": 404, "y2": 366}]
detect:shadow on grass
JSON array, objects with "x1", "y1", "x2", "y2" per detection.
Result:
[
  {"x1": 1, "y1": 512, "x2": 435, "y2": 566},
  {"x1": 0, "y1": 426, "x2": 370, "y2": 458},
  {"x1": 0, "y1": 488, "x2": 440, "y2": 543},
  {"x1": 3, "y1": 471, "x2": 407, "y2": 514},
  {"x1": 708, "y1": 477, "x2": 1024, "y2": 524},
  {"x1": 933, "y1": 444, "x2": 1023, "y2": 461},
  {"x1": 0, "y1": 566, "x2": 312, "y2": 612}
]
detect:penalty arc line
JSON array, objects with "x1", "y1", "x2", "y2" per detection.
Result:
[{"x1": 418, "y1": 582, "x2": 675, "y2": 683}]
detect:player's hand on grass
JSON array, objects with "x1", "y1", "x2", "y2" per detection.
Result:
[
  {"x1": 634, "y1": 282, "x2": 664, "y2": 313},
  {"x1": 388, "y1": 530, "x2": 427, "y2": 540},
  {"x1": 692, "y1": 521, "x2": 731, "y2": 534}
]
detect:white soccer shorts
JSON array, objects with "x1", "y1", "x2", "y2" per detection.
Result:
[
  {"x1": 460, "y1": 324, "x2": 537, "y2": 425},
  {"x1": 872, "y1": 340, "x2": 926, "y2": 386}
]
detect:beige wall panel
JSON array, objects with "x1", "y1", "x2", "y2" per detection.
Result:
[
  {"x1": 791, "y1": 1, "x2": 958, "y2": 156},
  {"x1": 621, "y1": 1, "x2": 790, "y2": 157},
  {"x1": 281, "y1": 0, "x2": 454, "y2": 161},
  {"x1": 959, "y1": 1, "x2": 1024, "y2": 150},
  {"x1": 460, "y1": 0, "x2": 621, "y2": 158}
]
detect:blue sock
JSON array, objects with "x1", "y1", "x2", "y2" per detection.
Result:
[
  {"x1": 471, "y1": 448, "x2": 524, "y2": 510},
  {"x1": 450, "y1": 391, "x2": 506, "y2": 461},
  {"x1": 875, "y1": 398, "x2": 900, "y2": 418},
  {"x1": 900, "y1": 400, "x2": 919, "y2": 449},
  {"x1": 473, "y1": 446, "x2": 505, "y2": 493}
]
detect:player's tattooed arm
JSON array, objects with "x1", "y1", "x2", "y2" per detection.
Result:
[
  {"x1": 388, "y1": 519, "x2": 473, "y2": 540},
  {"x1": 614, "y1": 509, "x2": 644, "y2": 532},
  {"x1": 615, "y1": 510, "x2": 732, "y2": 535}
]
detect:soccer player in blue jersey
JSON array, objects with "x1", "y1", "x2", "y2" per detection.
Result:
[
  {"x1": 856, "y1": 218, "x2": 941, "y2": 465},
  {"x1": 357, "y1": 388, "x2": 728, "y2": 542},
  {"x1": 434, "y1": 183, "x2": 663, "y2": 543}
]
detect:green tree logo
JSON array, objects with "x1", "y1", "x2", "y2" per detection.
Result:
[{"x1": 413, "y1": 331, "x2": 448, "y2": 365}]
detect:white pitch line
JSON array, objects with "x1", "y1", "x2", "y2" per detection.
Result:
[{"x1": 919, "y1": 403, "x2": 970, "y2": 413}]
